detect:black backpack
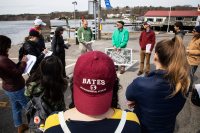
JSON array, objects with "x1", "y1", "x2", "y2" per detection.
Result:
[{"x1": 25, "y1": 93, "x2": 52, "y2": 133}]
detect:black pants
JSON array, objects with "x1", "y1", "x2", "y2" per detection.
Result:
[
  {"x1": 55, "y1": 52, "x2": 66, "y2": 77},
  {"x1": 189, "y1": 65, "x2": 198, "y2": 90}
]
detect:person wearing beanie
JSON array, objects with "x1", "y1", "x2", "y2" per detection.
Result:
[
  {"x1": 44, "y1": 51, "x2": 141, "y2": 133},
  {"x1": 51, "y1": 26, "x2": 67, "y2": 77},
  {"x1": 137, "y1": 21, "x2": 155, "y2": 76},
  {"x1": 187, "y1": 25, "x2": 200, "y2": 90},
  {"x1": 22, "y1": 30, "x2": 48, "y2": 74},
  {"x1": 112, "y1": 20, "x2": 129, "y2": 74},
  {"x1": 30, "y1": 18, "x2": 47, "y2": 53}
]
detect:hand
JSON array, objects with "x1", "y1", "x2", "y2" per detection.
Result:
[
  {"x1": 186, "y1": 50, "x2": 190, "y2": 55},
  {"x1": 42, "y1": 49, "x2": 48, "y2": 54},
  {"x1": 117, "y1": 48, "x2": 121, "y2": 52},
  {"x1": 127, "y1": 100, "x2": 136, "y2": 109},
  {"x1": 21, "y1": 55, "x2": 28, "y2": 62}
]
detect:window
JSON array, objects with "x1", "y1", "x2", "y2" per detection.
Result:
[
  {"x1": 176, "y1": 17, "x2": 184, "y2": 21},
  {"x1": 156, "y1": 18, "x2": 163, "y2": 22},
  {"x1": 147, "y1": 18, "x2": 154, "y2": 22}
]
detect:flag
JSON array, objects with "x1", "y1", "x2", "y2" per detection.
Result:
[{"x1": 104, "y1": 0, "x2": 112, "y2": 9}]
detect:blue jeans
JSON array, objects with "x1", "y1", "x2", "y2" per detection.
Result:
[{"x1": 4, "y1": 88, "x2": 28, "y2": 127}]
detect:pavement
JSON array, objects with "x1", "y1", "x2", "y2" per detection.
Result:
[{"x1": 0, "y1": 33, "x2": 200, "y2": 133}]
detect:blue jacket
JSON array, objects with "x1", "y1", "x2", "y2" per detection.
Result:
[{"x1": 126, "y1": 70, "x2": 186, "y2": 133}]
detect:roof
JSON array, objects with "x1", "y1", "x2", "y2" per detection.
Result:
[{"x1": 144, "y1": 10, "x2": 200, "y2": 17}]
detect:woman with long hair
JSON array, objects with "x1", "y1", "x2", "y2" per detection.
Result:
[
  {"x1": 126, "y1": 36, "x2": 190, "y2": 133},
  {"x1": 0, "y1": 35, "x2": 28, "y2": 133},
  {"x1": 25, "y1": 56, "x2": 67, "y2": 111},
  {"x1": 51, "y1": 26, "x2": 67, "y2": 77},
  {"x1": 186, "y1": 25, "x2": 200, "y2": 90}
]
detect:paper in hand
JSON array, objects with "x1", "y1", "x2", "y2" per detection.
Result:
[
  {"x1": 146, "y1": 44, "x2": 151, "y2": 53},
  {"x1": 23, "y1": 55, "x2": 36, "y2": 75},
  {"x1": 44, "y1": 51, "x2": 53, "y2": 58}
]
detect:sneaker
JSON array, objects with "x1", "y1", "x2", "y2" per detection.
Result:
[
  {"x1": 120, "y1": 66, "x2": 125, "y2": 74},
  {"x1": 115, "y1": 65, "x2": 118, "y2": 71},
  {"x1": 137, "y1": 71, "x2": 143, "y2": 76},
  {"x1": 18, "y1": 124, "x2": 28, "y2": 133},
  {"x1": 120, "y1": 69, "x2": 125, "y2": 74}
]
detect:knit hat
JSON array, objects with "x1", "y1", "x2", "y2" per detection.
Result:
[
  {"x1": 29, "y1": 30, "x2": 40, "y2": 38},
  {"x1": 194, "y1": 26, "x2": 200, "y2": 33},
  {"x1": 117, "y1": 21, "x2": 125, "y2": 26},
  {"x1": 55, "y1": 26, "x2": 64, "y2": 32},
  {"x1": 73, "y1": 51, "x2": 117, "y2": 115}
]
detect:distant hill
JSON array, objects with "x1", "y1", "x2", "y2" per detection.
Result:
[{"x1": 0, "y1": 5, "x2": 197, "y2": 21}]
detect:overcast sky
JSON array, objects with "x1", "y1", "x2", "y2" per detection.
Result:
[{"x1": 0, "y1": 0, "x2": 198, "y2": 15}]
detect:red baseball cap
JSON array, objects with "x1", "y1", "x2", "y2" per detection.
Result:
[{"x1": 73, "y1": 51, "x2": 117, "y2": 115}]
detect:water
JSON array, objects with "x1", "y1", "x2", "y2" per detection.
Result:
[{"x1": 0, "y1": 19, "x2": 135, "y2": 45}]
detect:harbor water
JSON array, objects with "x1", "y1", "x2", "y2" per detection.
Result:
[{"x1": 0, "y1": 19, "x2": 135, "y2": 45}]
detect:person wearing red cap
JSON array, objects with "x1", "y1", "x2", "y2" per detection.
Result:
[
  {"x1": 44, "y1": 51, "x2": 141, "y2": 133},
  {"x1": 137, "y1": 21, "x2": 155, "y2": 76}
]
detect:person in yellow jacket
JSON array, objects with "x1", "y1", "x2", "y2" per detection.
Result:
[{"x1": 187, "y1": 26, "x2": 200, "y2": 89}]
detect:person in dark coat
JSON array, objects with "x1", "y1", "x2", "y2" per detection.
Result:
[
  {"x1": 23, "y1": 30, "x2": 48, "y2": 74},
  {"x1": 51, "y1": 26, "x2": 67, "y2": 77},
  {"x1": 126, "y1": 37, "x2": 190, "y2": 133},
  {"x1": 0, "y1": 35, "x2": 29, "y2": 133}
]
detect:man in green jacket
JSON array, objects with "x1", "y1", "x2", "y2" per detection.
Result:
[
  {"x1": 77, "y1": 20, "x2": 93, "y2": 54},
  {"x1": 112, "y1": 21, "x2": 129, "y2": 74}
]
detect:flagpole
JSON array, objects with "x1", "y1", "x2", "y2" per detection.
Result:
[{"x1": 167, "y1": 6, "x2": 171, "y2": 32}]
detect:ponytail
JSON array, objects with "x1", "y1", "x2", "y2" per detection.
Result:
[{"x1": 155, "y1": 36, "x2": 190, "y2": 97}]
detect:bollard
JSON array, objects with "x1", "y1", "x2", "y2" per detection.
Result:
[
  {"x1": 75, "y1": 28, "x2": 79, "y2": 45},
  {"x1": 92, "y1": 26, "x2": 96, "y2": 40}
]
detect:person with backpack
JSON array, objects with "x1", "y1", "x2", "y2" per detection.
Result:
[
  {"x1": 25, "y1": 56, "x2": 67, "y2": 132},
  {"x1": 51, "y1": 26, "x2": 67, "y2": 78},
  {"x1": 126, "y1": 37, "x2": 190, "y2": 133},
  {"x1": 44, "y1": 51, "x2": 141, "y2": 133},
  {"x1": 0, "y1": 35, "x2": 29, "y2": 133},
  {"x1": 22, "y1": 30, "x2": 48, "y2": 74}
]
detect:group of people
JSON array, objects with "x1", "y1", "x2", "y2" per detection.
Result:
[{"x1": 0, "y1": 17, "x2": 200, "y2": 133}]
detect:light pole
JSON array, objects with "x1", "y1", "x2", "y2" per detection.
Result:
[
  {"x1": 167, "y1": 6, "x2": 171, "y2": 32},
  {"x1": 72, "y1": 1, "x2": 77, "y2": 28}
]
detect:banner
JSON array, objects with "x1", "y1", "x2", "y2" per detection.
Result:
[
  {"x1": 104, "y1": 0, "x2": 112, "y2": 9},
  {"x1": 105, "y1": 48, "x2": 132, "y2": 66}
]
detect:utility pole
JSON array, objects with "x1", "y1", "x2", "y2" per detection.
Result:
[
  {"x1": 98, "y1": 0, "x2": 101, "y2": 39},
  {"x1": 72, "y1": 1, "x2": 77, "y2": 28},
  {"x1": 94, "y1": 0, "x2": 97, "y2": 40},
  {"x1": 167, "y1": 6, "x2": 171, "y2": 32}
]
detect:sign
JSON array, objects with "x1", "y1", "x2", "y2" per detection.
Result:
[
  {"x1": 104, "y1": 0, "x2": 112, "y2": 9},
  {"x1": 105, "y1": 48, "x2": 132, "y2": 66},
  {"x1": 88, "y1": 0, "x2": 98, "y2": 15}
]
